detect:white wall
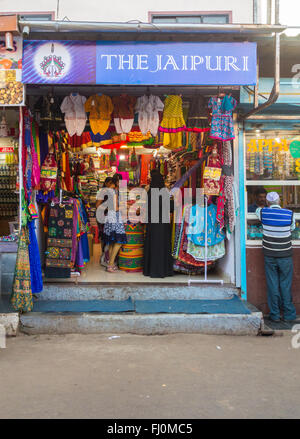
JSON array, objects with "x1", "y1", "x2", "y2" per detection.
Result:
[{"x1": 0, "y1": 0, "x2": 254, "y2": 23}]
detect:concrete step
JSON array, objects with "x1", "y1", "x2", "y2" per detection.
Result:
[
  {"x1": 20, "y1": 311, "x2": 263, "y2": 336},
  {"x1": 37, "y1": 283, "x2": 238, "y2": 301},
  {"x1": 0, "y1": 313, "x2": 19, "y2": 336}
]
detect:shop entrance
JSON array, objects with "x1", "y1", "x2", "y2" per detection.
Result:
[{"x1": 25, "y1": 83, "x2": 238, "y2": 287}]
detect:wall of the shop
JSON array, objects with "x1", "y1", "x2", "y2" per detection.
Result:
[
  {"x1": 218, "y1": 234, "x2": 235, "y2": 284},
  {"x1": 0, "y1": 248, "x2": 17, "y2": 295},
  {"x1": 247, "y1": 247, "x2": 300, "y2": 314},
  {"x1": 0, "y1": 0, "x2": 254, "y2": 23}
]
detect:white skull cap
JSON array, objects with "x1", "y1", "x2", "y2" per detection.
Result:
[{"x1": 266, "y1": 191, "x2": 280, "y2": 203}]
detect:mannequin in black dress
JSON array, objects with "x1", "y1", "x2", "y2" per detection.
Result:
[{"x1": 143, "y1": 169, "x2": 174, "y2": 278}]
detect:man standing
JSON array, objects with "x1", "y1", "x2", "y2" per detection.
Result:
[
  {"x1": 248, "y1": 187, "x2": 267, "y2": 212},
  {"x1": 256, "y1": 191, "x2": 297, "y2": 323}
]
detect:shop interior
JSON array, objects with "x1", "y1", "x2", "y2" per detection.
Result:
[
  {"x1": 5, "y1": 84, "x2": 240, "y2": 285},
  {"x1": 0, "y1": 107, "x2": 19, "y2": 239}
]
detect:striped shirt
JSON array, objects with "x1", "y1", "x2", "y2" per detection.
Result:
[{"x1": 256, "y1": 204, "x2": 295, "y2": 258}]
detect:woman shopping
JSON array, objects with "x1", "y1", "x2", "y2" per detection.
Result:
[
  {"x1": 96, "y1": 177, "x2": 114, "y2": 265},
  {"x1": 102, "y1": 179, "x2": 127, "y2": 272}
]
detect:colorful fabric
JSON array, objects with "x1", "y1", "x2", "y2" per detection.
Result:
[
  {"x1": 216, "y1": 182, "x2": 226, "y2": 230},
  {"x1": 173, "y1": 207, "x2": 218, "y2": 267},
  {"x1": 103, "y1": 210, "x2": 127, "y2": 244},
  {"x1": 176, "y1": 219, "x2": 211, "y2": 267},
  {"x1": 208, "y1": 95, "x2": 237, "y2": 141},
  {"x1": 159, "y1": 95, "x2": 186, "y2": 132},
  {"x1": 187, "y1": 205, "x2": 205, "y2": 238},
  {"x1": 203, "y1": 153, "x2": 222, "y2": 197},
  {"x1": 127, "y1": 130, "x2": 152, "y2": 142},
  {"x1": 140, "y1": 154, "x2": 152, "y2": 185},
  {"x1": 45, "y1": 203, "x2": 74, "y2": 278},
  {"x1": 77, "y1": 198, "x2": 90, "y2": 264},
  {"x1": 124, "y1": 222, "x2": 144, "y2": 247},
  {"x1": 68, "y1": 131, "x2": 91, "y2": 152},
  {"x1": 224, "y1": 175, "x2": 235, "y2": 233},
  {"x1": 28, "y1": 220, "x2": 43, "y2": 294},
  {"x1": 85, "y1": 94, "x2": 114, "y2": 135},
  {"x1": 173, "y1": 259, "x2": 214, "y2": 275},
  {"x1": 11, "y1": 226, "x2": 33, "y2": 312},
  {"x1": 31, "y1": 122, "x2": 41, "y2": 189},
  {"x1": 187, "y1": 239, "x2": 225, "y2": 261},
  {"x1": 119, "y1": 245, "x2": 144, "y2": 272},
  {"x1": 170, "y1": 159, "x2": 203, "y2": 195},
  {"x1": 159, "y1": 95, "x2": 186, "y2": 150},
  {"x1": 187, "y1": 204, "x2": 225, "y2": 247},
  {"x1": 40, "y1": 152, "x2": 57, "y2": 193}
]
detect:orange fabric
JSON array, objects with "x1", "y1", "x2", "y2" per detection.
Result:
[
  {"x1": 85, "y1": 94, "x2": 114, "y2": 135},
  {"x1": 140, "y1": 155, "x2": 152, "y2": 186}
]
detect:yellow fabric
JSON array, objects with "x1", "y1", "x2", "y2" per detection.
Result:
[
  {"x1": 160, "y1": 95, "x2": 186, "y2": 130},
  {"x1": 36, "y1": 128, "x2": 41, "y2": 166},
  {"x1": 160, "y1": 95, "x2": 185, "y2": 149},
  {"x1": 163, "y1": 132, "x2": 183, "y2": 149},
  {"x1": 85, "y1": 94, "x2": 114, "y2": 135},
  {"x1": 127, "y1": 130, "x2": 151, "y2": 142}
]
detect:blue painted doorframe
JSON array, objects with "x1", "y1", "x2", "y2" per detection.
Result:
[{"x1": 238, "y1": 123, "x2": 247, "y2": 299}]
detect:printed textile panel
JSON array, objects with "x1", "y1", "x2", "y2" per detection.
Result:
[
  {"x1": 47, "y1": 238, "x2": 73, "y2": 248},
  {"x1": 46, "y1": 258, "x2": 72, "y2": 268},
  {"x1": 47, "y1": 246, "x2": 71, "y2": 260},
  {"x1": 45, "y1": 203, "x2": 74, "y2": 274}
]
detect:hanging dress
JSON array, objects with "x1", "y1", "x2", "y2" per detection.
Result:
[
  {"x1": 85, "y1": 94, "x2": 114, "y2": 135},
  {"x1": 208, "y1": 95, "x2": 237, "y2": 141},
  {"x1": 159, "y1": 95, "x2": 186, "y2": 150},
  {"x1": 143, "y1": 189, "x2": 174, "y2": 278},
  {"x1": 186, "y1": 95, "x2": 210, "y2": 133},
  {"x1": 135, "y1": 94, "x2": 164, "y2": 136}
]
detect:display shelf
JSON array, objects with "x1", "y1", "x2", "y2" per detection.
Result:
[{"x1": 246, "y1": 180, "x2": 300, "y2": 186}]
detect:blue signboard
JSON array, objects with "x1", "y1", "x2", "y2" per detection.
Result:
[{"x1": 23, "y1": 40, "x2": 257, "y2": 86}]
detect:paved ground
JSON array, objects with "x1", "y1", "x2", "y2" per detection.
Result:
[{"x1": 0, "y1": 332, "x2": 300, "y2": 419}]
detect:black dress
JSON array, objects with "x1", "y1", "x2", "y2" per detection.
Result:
[{"x1": 143, "y1": 189, "x2": 174, "y2": 278}]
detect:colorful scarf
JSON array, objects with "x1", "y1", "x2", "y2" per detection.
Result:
[{"x1": 11, "y1": 226, "x2": 33, "y2": 312}]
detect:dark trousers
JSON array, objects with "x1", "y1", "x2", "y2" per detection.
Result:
[{"x1": 264, "y1": 256, "x2": 296, "y2": 321}]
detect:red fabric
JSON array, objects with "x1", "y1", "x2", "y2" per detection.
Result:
[
  {"x1": 68, "y1": 132, "x2": 91, "y2": 151},
  {"x1": 203, "y1": 153, "x2": 222, "y2": 197},
  {"x1": 99, "y1": 141, "x2": 126, "y2": 150},
  {"x1": 216, "y1": 179, "x2": 225, "y2": 230},
  {"x1": 140, "y1": 155, "x2": 152, "y2": 185},
  {"x1": 64, "y1": 152, "x2": 73, "y2": 192},
  {"x1": 177, "y1": 219, "x2": 215, "y2": 267}
]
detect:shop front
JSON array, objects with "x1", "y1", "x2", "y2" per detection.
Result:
[
  {"x1": 8, "y1": 33, "x2": 260, "y2": 315},
  {"x1": 239, "y1": 75, "x2": 300, "y2": 313},
  {"x1": 244, "y1": 120, "x2": 300, "y2": 313},
  {"x1": 0, "y1": 21, "x2": 25, "y2": 309}
]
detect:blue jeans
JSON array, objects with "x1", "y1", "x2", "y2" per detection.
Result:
[{"x1": 264, "y1": 256, "x2": 296, "y2": 321}]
